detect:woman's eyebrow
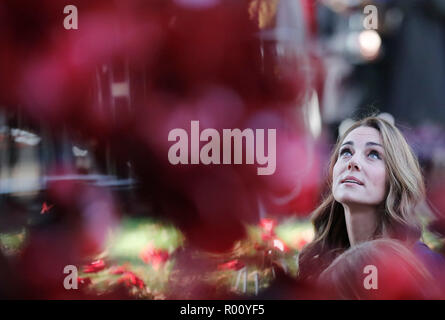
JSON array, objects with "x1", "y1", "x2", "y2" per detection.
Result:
[
  {"x1": 366, "y1": 142, "x2": 383, "y2": 148},
  {"x1": 340, "y1": 141, "x2": 383, "y2": 147}
]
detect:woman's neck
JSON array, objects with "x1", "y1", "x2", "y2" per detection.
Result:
[{"x1": 343, "y1": 204, "x2": 378, "y2": 246}]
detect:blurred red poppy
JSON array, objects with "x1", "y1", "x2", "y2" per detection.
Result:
[
  {"x1": 140, "y1": 244, "x2": 170, "y2": 270},
  {"x1": 217, "y1": 259, "x2": 245, "y2": 271},
  {"x1": 40, "y1": 202, "x2": 54, "y2": 214},
  {"x1": 260, "y1": 218, "x2": 277, "y2": 242},
  {"x1": 260, "y1": 218, "x2": 276, "y2": 234},
  {"x1": 83, "y1": 259, "x2": 106, "y2": 273}
]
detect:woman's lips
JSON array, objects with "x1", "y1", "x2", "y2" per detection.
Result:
[
  {"x1": 341, "y1": 176, "x2": 364, "y2": 185},
  {"x1": 342, "y1": 181, "x2": 362, "y2": 186}
]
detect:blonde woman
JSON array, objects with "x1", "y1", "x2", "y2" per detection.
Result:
[{"x1": 298, "y1": 115, "x2": 445, "y2": 285}]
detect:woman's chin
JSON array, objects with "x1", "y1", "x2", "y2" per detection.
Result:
[
  {"x1": 335, "y1": 196, "x2": 374, "y2": 207},
  {"x1": 334, "y1": 192, "x2": 361, "y2": 204}
]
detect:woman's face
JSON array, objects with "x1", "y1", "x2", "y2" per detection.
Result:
[{"x1": 332, "y1": 126, "x2": 387, "y2": 207}]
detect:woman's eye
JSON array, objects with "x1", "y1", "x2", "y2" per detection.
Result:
[
  {"x1": 368, "y1": 150, "x2": 381, "y2": 160},
  {"x1": 340, "y1": 148, "x2": 352, "y2": 157}
]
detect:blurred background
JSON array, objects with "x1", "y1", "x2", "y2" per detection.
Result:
[{"x1": 0, "y1": 0, "x2": 444, "y2": 299}]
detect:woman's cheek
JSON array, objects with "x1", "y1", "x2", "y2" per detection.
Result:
[{"x1": 375, "y1": 171, "x2": 388, "y2": 201}]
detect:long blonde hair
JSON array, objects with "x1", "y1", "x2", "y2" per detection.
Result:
[{"x1": 298, "y1": 115, "x2": 426, "y2": 280}]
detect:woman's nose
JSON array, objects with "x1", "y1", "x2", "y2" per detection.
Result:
[{"x1": 347, "y1": 159, "x2": 360, "y2": 171}]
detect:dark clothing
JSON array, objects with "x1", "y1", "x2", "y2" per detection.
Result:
[{"x1": 299, "y1": 241, "x2": 445, "y2": 287}]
